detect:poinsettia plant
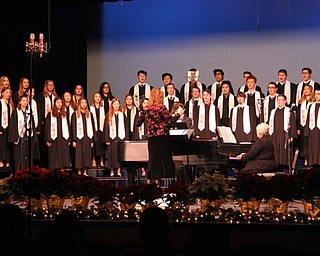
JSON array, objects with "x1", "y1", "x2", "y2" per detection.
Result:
[
  {"x1": 188, "y1": 172, "x2": 229, "y2": 201},
  {"x1": 231, "y1": 172, "x2": 267, "y2": 201},
  {"x1": 7, "y1": 166, "x2": 49, "y2": 199}
]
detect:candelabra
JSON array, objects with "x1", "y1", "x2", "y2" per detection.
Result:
[{"x1": 25, "y1": 33, "x2": 48, "y2": 57}]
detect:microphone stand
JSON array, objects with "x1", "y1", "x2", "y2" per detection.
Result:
[
  {"x1": 286, "y1": 106, "x2": 295, "y2": 174},
  {"x1": 257, "y1": 98, "x2": 265, "y2": 123},
  {"x1": 25, "y1": 33, "x2": 47, "y2": 243}
]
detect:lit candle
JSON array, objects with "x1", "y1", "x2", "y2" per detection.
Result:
[
  {"x1": 39, "y1": 33, "x2": 44, "y2": 55},
  {"x1": 30, "y1": 33, "x2": 35, "y2": 45}
]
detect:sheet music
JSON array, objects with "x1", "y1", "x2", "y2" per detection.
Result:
[{"x1": 216, "y1": 126, "x2": 237, "y2": 144}]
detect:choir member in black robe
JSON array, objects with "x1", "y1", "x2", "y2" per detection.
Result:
[
  {"x1": 208, "y1": 69, "x2": 234, "y2": 102},
  {"x1": 90, "y1": 92, "x2": 106, "y2": 168},
  {"x1": 263, "y1": 82, "x2": 278, "y2": 124},
  {"x1": 129, "y1": 70, "x2": 153, "y2": 107},
  {"x1": 171, "y1": 102, "x2": 192, "y2": 129},
  {"x1": 193, "y1": 89, "x2": 220, "y2": 140},
  {"x1": 160, "y1": 73, "x2": 180, "y2": 99},
  {"x1": 37, "y1": 80, "x2": 58, "y2": 168},
  {"x1": 185, "y1": 87, "x2": 203, "y2": 128},
  {"x1": 8, "y1": 95, "x2": 38, "y2": 171},
  {"x1": 297, "y1": 85, "x2": 314, "y2": 166},
  {"x1": 72, "y1": 84, "x2": 85, "y2": 107},
  {"x1": 244, "y1": 75, "x2": 264, "y2": 124},
  {"x1": 180, "y1": 68, "x2": 206, "y2": 104},
  {"x1": 304, "y1": 89, "x2": 320, "y2": 166},
  {"x1": 230, "y1": 92, "x2": 257, "y2": 143},
  {"x1": 62, "y1": 91, "x2": 77, "y2": 167},
  {"x1": 269, "y1": 94, "x2": 297, "y2": 172},
  {"x1": 276, "y1": 69, "x2": 296, "y2": 106},
  {"x1": 12, "y1": 77, "x2": 29, "y2": 108},
  {"x1": 237, "y1": 71, "x2": 263, "y2": 94},
  {"x1": 62, "y1": 91, "x2": 77, "y2": 127},
  {"x1": 163, "y1": 83, "x2": 180, "y2": 113},
  {"x1": 105, "y1": 98, "x2": 128, "y2": 177},
  {"x1": 295, "y1": 67, "x2": 320, "y2": 105},
  {"x1": 123, "y1": 94, "x2": 139, "y2": 141},
  {"x1": 45, "y1": 97, "x2": 71, "y2": 171},
  {"x1": 71, "y1": 98, "x2": 95, "y2": 176},
  {"x1": 214, "y1": 80, "x2": 236, "y2": 127},
  {"x1": 0, "y1": 87, "x2": 14, "y2": 168},
  {"x1": 99, "y1": 82, "x2": 115, "y2": 116}
]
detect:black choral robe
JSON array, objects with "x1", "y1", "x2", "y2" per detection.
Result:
[
  {"x1": 304, "y1": 103, "x2": 320, "y2": 165},
  {"x1": 230, "y1": 106, "x2": 257, "y2": 143},
  {"x1": 71, "y1": 112, "x2": 95, "y2": 169},
  {"x1": 45, "y1": 113, "x2": 71, "y2": 170},
  {"x1": 104, "y1": 113, "x2": 128, "y2": 169},
  {"x1": 8, "y1": 109, "x2": 38, "y2": 171}
]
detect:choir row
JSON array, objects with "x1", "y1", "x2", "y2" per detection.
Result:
[{"x1": 0, "y1": 65, "x2": 320, "y2": 175}]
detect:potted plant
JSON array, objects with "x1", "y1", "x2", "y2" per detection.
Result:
[
  {"x1": 67, "y1": 174, "x2": 102, "y2": 210},
  {"x1": 296, "y1": 169, "x2": 320, "y2": 216},
  {"x1": 8, "y1": 166, "x2": 50, "y2": 210},
  {"x1": 264, "y1": 174, "x2": 296, "y2": 214},
  {"x1": 231, "y1": 172, "x2": 268, "y2": 213},
  {"x1": 188, "y1": 172, "x2": 229, "y2": 210},
  {"x1": 0, "y1": 177, "x2": 14, "y2": 204},
  {"x1": 117, "y1": 184, "x2": 163, "y2": 210},
  {"x1": 40, "y1": 170, "x2": 71, "y2": 210}
]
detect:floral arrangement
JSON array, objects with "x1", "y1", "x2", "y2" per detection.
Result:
[
  {"x1": 67, "y1": 174, "x2": 102, "y2": 198},
  {"x1": 117, "y1": 183, "x2": 163, "y2": 207},
  {"x1": 0, "y1": 177, "x2": 14, "y2": 201},
  {"x1": 264, "y1": 174, "x2": 296, "y2": 202},
  {"x1": 231, "y1": 172, "x2": 268, "y2": 201},
  {"x1": 188, "y1": 172, "x2": 229, "y2": 201},
  {"x1": 7, "y1": 166, "x2": 49, "y2": 199},
  {"x1": 163, "y1": 182, "x2": 189, "y2": 206}
]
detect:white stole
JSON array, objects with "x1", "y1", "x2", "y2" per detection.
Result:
[
  {"x1": 198, "y1": 102, "x2": 216, "y2": 132},
  {"x1": 239, "y1": 85, "x2": 246, "y2": 92},
  {"x1": 309, "y1": 102, "x2": 320, "y2": 130},
  {"x1": 296, "y1": 80, "x2": 315, "y2": 105},
  {"x1": 269, "y1": 106, "x2": 290, "y2": 134},
  {"x1": 109, "y1": 112, "x2": 125, "y2": 140},
  {"x1": 28, "y1": 99, "x2": 38, "y2": 128},
  {"x1": 263, "y1": 94, "x2": 278, "y2": 123},
  {"x1": 231, "y1": 105, "x2": 250, "y2": 134},
  {"x1": 50, "y1": 112, "x2": 69, "y2": 140},
  {"x1": 277, "y1": 80, "x2": 291, "y2": 105},
  {"x1": 210, "y1": 82, "x2": 221, "y2": 101},
  {"x1": 164, "y1": 96, "x2": 179, "y2": 110},
  {"x1": 217, "y1": 94, "x2": 235, "y2": 118},
  {"x1": 245, "y1": 91, "x2": 261, "y2": 117},
  {"x1": 0, "y1": 99, "x2": 11, "y2": 129},
  {"x1": 133, "y1": 83, "x2": 151, "y2": 107},
  {"x1": 300, "y1": 101, "x2": 312, "y2": 127},
  {"x1": 183, "y1": 81, "x2": 203, "y2": 103},
  {"x1": 76, "y1": 113, "x2": 93, "y2": 139},
  {"x1": 90, "y1": 106, "x2": 105, "y2": 132},
  {"x1": 44, "y1": 95, "x2": 54, "y2": 118},
  {"x1": 17, "y1": 109, "x2": 32, "y2": 137}
]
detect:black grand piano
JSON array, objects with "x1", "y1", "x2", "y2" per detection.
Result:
[{"x1": 117, "y1": 125, "x2": 253, "y2": 185}]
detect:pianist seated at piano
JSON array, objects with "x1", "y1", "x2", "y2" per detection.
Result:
[
  {"x1": 171, "y1": 102, "x2": 192, "y2": 129},
  {"x1": 236, "y1": 123, "x2": 278, "y2": 173}
]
